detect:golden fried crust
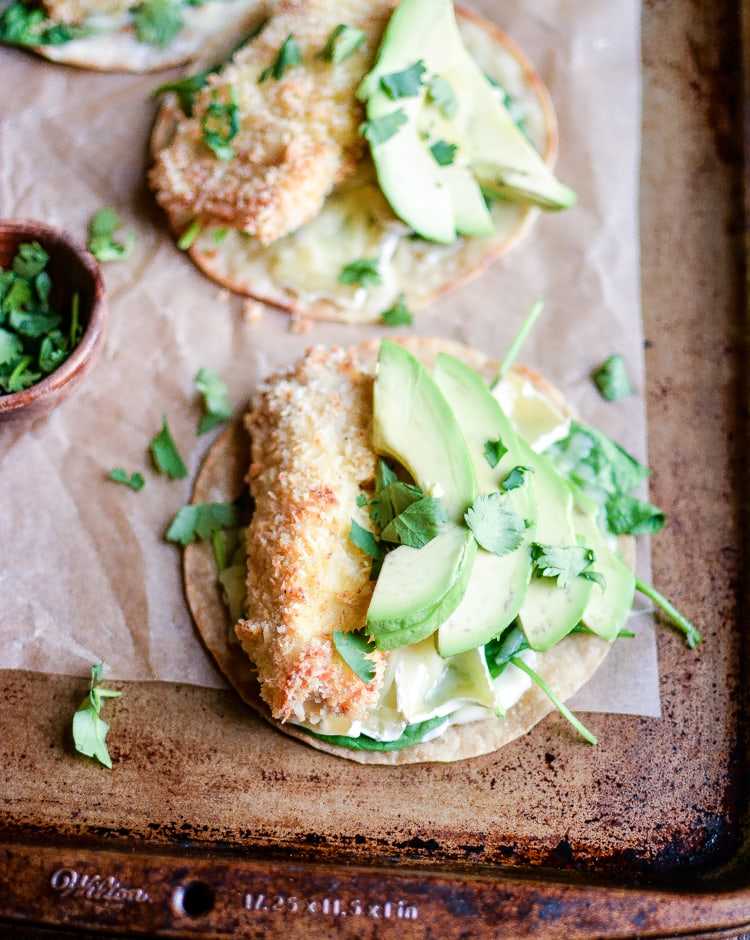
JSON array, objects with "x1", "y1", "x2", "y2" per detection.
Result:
[
  {"x1": 235, "y1": 346, "x2": 385, "y2": 723},
  {"x1": 40, "y1": 0, "x2": 126, "y2": 24},
  {"x1": 149, "y1": 0, "x2": 394, "y2": 244}
]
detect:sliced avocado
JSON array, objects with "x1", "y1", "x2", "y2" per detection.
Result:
[
  {"x1": 358, "y1": 0, "x2": 575, "y2": 243},
  {"x1": 573, "y1": 492, "x2": 635, "y2": 641},
  {"x1": 514, "y1": 440, "x2": 594, "y2": 651},
  {"x1": 372, "y1": 339, "x2": 477, "y2": 522},
  {"x1": 367, "y1": 524, "x2": 478, "y2": 650},
  {"x1": 431, "y1": 353, "x2": 536, "y2": 657}
]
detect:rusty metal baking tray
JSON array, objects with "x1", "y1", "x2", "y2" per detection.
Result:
[{"x1": 2, "y1": 0, "x2": 750, "y2": 937}]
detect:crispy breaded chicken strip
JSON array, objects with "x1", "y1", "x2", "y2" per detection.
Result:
[
  {"x1": 235, "y1": 346, "x2": 385, "y2": 723},
  {"x1": 149, "y1": 0, "x2": 394, "y2": 245}
]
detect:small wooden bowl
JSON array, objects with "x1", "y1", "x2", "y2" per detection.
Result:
[{"x1": 0, "y1": 219, "x2": 107, "y2": 424}]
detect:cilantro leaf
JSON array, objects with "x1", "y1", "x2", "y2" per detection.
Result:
[
  {"x1": 133, "y1": 0, "x2": 184, "y2": 48},
  {"x1": 429, "y1": 140, "x2": 457, "y2": 166},
  {"x1": 483, "y1": 438, "x2": 508, "y2": 469},
  {"x1": 380, "y1": 60, "x2": 426, "y2": 99},
  {"x1": 107, "y1": 468, "x2": 146, "y2": 491},
  {"x1": 0, "y1": 327, "x2": 24, "y2": 366},
  {"x1": 201, "y1": 86, "x2": 240, "y2": 161},
  {"x1": 13, "y1": 241, "x2": 48, "y2": 278},
  {"x1": 360, "y1": 109, "x2": 408, "y2": 146},
  {"x1": 592, "y1": 353, "x2": 634, "y2": 401},
  {"x1": 380, "y1": 495, "x2": 449, "y2": 548},
  {"x1": 501, "y1": 466, "x2": 533, "y2": 491},
  {"x1": 367, "y1": 477, "x2": 423, "y2": 529},
  {"x1": 166, "y1": 502, "x2": 239, "y2": 546},
  {"x1": 87, "y1": 208, "x2": 136, "y2": 263},
  {"x1": 380, "y1": 294, "x2": 413, "y2": 327},
  {"x1": 605, "y1": 493, "x2": 665, "y2": 535},
  {"x1": 301, "y1": 715, "x2": 449, "y2": 752},
  {"x1": 530, "y1": 543, "x2": 604, "y2": 590},
  {"x1": 259, "y1": 33, "x2": 301, "y2": 82},
  {"x1": 320, "y1": 23, "x2": 365, "y2": 63},
  {"x1": 194, "y1": 366, "x2": 232, "y2": 434},
  {"x1": 465, "y1": 493, "x2": 526, "y2": 556},
  {"x1": 149, "y1": 416, "x2": 188, "y2": 479},
  {"x1": 0, "y1": 2, "x2": 88, "y2": 45},
  {"x1": 332, "y1": 629, "x2": 377, "y2": 683},
  {"x1": 72, "y1": 663, "x2": 121, "y2": 769},
  {"x1": 338, "y1": 258, "x2": 382, "y2": 287},
  {"x1": 349, "y1": 518, "x2": 384, "y2": 560},
  {"x1": 427, "y1": 74, "x2": 458, "y2": 117}
]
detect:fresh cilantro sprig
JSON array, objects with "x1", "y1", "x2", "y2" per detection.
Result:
[
  {"x1": 530, "y1": 543, "x2": 604, "y2": 591},
  {"x1": 194, "y1": 366, "x2": 232, "y2": 434},
  {"x1": 166, "y1": 501, "x2": 239, "y2": 545},
  {"x1": 485, "y1": 626, "x2": 597, "y2": 744},
  {"x1": 319, "y1": 23, "x2": 365, "y2": 64},
  {"x1": 332, "y1": 629, "x2": 377, "y2": 683},
  {"x1": 483, "y1": 438, "x2": 508, "y2": 469},
  {"x1": 87, "y1": 208, "x2": 136, "y2": 263},
  {"x1": 72, "y1": 663, "x2": 122, "y2": 769},
  {"x1": 259, "y1": 33, "x2": 301, "y2": 82},
  {"x1": 429, "y1": 140, "x2": 457, "y2": 166},
  {"x1": 465, "y1": 492, "x2": 526, "y2": 556}
]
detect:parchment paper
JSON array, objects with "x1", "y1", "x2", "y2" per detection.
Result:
[{"x1": 0, "y1": 0, "x2": 660, "y2": 716}]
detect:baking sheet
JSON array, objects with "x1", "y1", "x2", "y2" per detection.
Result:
[{"x1": 1, "y1": 0, "x2": 749, "y2": 936}]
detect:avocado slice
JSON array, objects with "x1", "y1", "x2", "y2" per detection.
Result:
[
  {"x1": 367, "y1": 524, "x2": 478, "y2": 650},
  {"x1": 372, "y1": 340, "x2": 477, "y2": 522},
  {"x1": 358, "y1": 0, "x2": 576, "y2": 243},
  {"x1": 514, "y1": 439, "x2": 594, "y2": 651},
  {"x1": 573, "y1": 493, "x2": 636, "y2": 642},
  {"x1": 431, "y1": 353, "x2": 537, "y2": 657}
]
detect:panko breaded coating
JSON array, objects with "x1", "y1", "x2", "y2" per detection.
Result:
[
  {"x1": 149, "y1": 0, "x2": 394, "y2": 245},
  {"x1": 40, "y1": 0, "x2": 127, "y2": 25},
  {"x1": 235, "y1": 346, "x2": 386, "y2": 724}
]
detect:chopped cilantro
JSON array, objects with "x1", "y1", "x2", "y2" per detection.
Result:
[
  {"x1": 465, "y1": 492, "x2": 526, "y2": 556},
  {"x1": 592, "y1": 353, "x2": 634, "y2": 401},
  {"x1": 0, "y1": 241, "x2": 81, "y2": 395},
  {"x1": 427, "y1": 74, "x2": 458, "y2": 117},
  {"x1": 107, "y1": 468, "x2": 146, "y2": 491},
  {"x1": 194, "y1": 366, "x2": 232, "y2": 434},
  {"x1": 201, "y1": 86, "x2": 240, "y2": 161},
  {"x1": 149, "y1": 416, "x2": 188, "y2": 479},
  {"x1": 429, "y1": 139, "x2": 457, "y2": 166},
  {"x1": 483, "y1": 438, "x2": 508, "y2": 469},
  {"x1": 0, "y1": 1, "x2": 88, "y2": 45},
  {"x1": 605, "y1": 493, "x2": 665, "y2": 535},
  {"x1": 72, "y1": 662, "x2": 122, "y2": 769},
  {"x1": 332, "y1": 629, "x2": 377, "y2": 683},
  {"x1": 87, "y1": 208, "x2": 135, "y2": 263},
  {"x1": 380, "y1": 60, "x2": 427, "y2": 99},
  {"x1": 530, "y1": 543, "x2": 604, "y2": 591},
  {"x1": 320, "y1": 23, "x2": 365, "y2": 63},
  {"x1": 259, "y1": 33, "x2": 301, "y2": 82},
  {"x1": 360, "y1": 109, "x2": 408, "y2": 146},
  {"x1": 133, "y1": 0, "x2": 184, "y2": 48},
  {"x1": 166, "y1": 501, "x2": 239, "y2": 546},
  {"x1": 380, "y1": 294, "x2": 413, "y2": 327},
  {"x1": 338, "y1": 258, "x2": 382, "y2": 287},
  {"x1": 501, "y1": 466, "x2": 533, "y2": 491}
]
